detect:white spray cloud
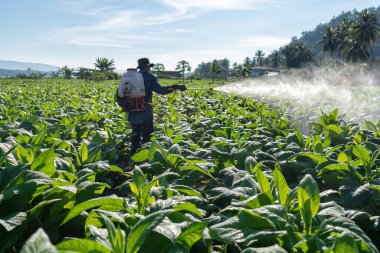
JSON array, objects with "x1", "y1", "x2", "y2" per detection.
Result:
[{"x1": 216, "y1": 64, "x2": 380, "y2": 126}]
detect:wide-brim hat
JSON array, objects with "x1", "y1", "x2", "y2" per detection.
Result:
[{"x1": 137, "y1": 58, "x2": 154, "y2": 69}]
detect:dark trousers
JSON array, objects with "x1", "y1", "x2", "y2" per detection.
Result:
[{"x1": 130, "y1": 118, "x2": 153, "y2": 154}]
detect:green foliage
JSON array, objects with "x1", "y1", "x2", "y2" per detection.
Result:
[
  {"x1": 1, "y1": 79, "x2": 380, "y2": 252},
  {"x1": 297, "y1": 174, "x2": 320, "y2": 236}
]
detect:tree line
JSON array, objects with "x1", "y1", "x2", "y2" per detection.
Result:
[{"x1": 55, "y1": 57, "x2": 118, "y2": 81}]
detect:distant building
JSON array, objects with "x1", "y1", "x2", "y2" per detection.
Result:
[{"x1": 250, "y1": 67, "x2": 279, "y2": 78}]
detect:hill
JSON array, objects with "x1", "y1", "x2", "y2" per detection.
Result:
[
  {"x1": 0, "y1": 60, "x2": 58, "y2": 72},
  {"x1": 296, "y1": 6, "x2": 380, "y2": 57}
]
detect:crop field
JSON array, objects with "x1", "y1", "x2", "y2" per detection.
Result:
[{"x1": 1, "y1": 78, "x2": 380, "y2": 252}]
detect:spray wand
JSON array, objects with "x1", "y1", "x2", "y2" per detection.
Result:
[{"x1": 168, "y1": 87, "x2": 215, "y2": 92}]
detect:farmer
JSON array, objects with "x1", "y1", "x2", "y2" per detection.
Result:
[{"x1": 128, "y1": 58, "x2": 186, "y2": 154}]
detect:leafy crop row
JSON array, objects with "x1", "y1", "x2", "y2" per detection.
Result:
[{"x1": 1, "y1": 79, "x2": 380, "y2": 252}]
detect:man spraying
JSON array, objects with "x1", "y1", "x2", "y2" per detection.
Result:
[{"x1": 121, "y1": 58, "x2": 186, "y2": 155}]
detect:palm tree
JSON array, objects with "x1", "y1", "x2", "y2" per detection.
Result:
[
  {"x1": 255, "y1": 50, "x2": 266, "y2": 67},
  {"x1": 60, "y1": 65, "x2": 73, "y2": 79},
  {"x1": 352, "y1": 9, "x2": 380, "y2": 59},
  {"x1": 294, "y1": 42, "x2": 313, "y2": 66},
  {"x1": 269, "y1": 50, "x2": 281, "y2": 69},
  {"x1": 319, "y1": 26, "x2": 337, "y2": 58},
  {"x1": 175, "y1": 60, "x2": 191, "y2": 84},
  {"x1": 94, "y1": 57, "x2": 115, "y2": 72},
  {"x1": 219, "y1": 58, "x2": 230, "y2": 70},
  {"x1": 335, "y1": 18, "x2": 353, "y2": 56},
  {"x1": 151, "y1": 63, "x2": 165, "y2": 77},
  {"x1": 243, "y1": 57, "x2": 251, "y2": 67},
  {"x1": 341, "y1": 33, "x2": 370, "y2": 62},
  {"x1": 209, "y1": 59, "x2": 222, "y2": 83},
  {"x1": 235, "y1": 63, "x2": 251, "y2": 79}
]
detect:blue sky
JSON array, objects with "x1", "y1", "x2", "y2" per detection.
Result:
[{"x1": 0, "y1": 0, "x2": 378, "y2": 70}]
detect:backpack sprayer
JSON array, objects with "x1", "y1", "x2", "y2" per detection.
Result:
[{"x1": 116, "y1": 68, "x2": 217, "y2": 112}]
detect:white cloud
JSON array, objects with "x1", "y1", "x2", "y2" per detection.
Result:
[
  {"x1": 161, "y1": 0, "x2": 282, "y2": 11},
  {"x1": 42, "y1": 0, "x2": 288, "y2": 69},
  {"x1": 94, "y1": 10, "x2": 140, "y2": 30},
  {"x1": 67, "y1": 37, "x2": 128, "y2": 48}
]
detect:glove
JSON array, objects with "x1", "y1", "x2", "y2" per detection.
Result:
[{"x1": 171, "y1": 84, "x2": 187, "y2": 91}]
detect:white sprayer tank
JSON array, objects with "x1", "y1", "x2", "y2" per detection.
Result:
[{"x1": 118, "y1": 68, "x2": 145, "y2": 97}]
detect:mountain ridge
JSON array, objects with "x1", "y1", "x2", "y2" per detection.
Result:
[{"x1": 0, "y1": 60, "x2": 58, "y2": 72}]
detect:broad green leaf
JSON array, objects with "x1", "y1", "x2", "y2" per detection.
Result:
[
  {"x1": 340, "y1": 180, "x2": 370, "y2": 208},
  {"x1": 56, "y1": 239, "x2": 112, "y2": 253},
  {"x1": 0, "y1": 170, "x2": 52, "y2": 209},
  {"x1": 350, "y1": 144, "x2": 370, "y2": 163},
  {"x1": 101, "y1": 214, "x2": 126, "y2": 253},
  {"x1": 62, "y1": 195, "x2": 126, "y2": 224},
  {"x1": 0, "y1": 143, "x2": 18, "y2": 167},
  {"x1": 241, "y1": 245, "x2": 287, "y2": 253},
  {"x1": 313, "y1": 140, "x2": 324, "y2": 154},
  {"x1": 109, "y1": 165, "x2": 124, "y2": 173},
  {"x1": 368, "y1": 184, "x2": 380, "y2": 192},
  {"x1": 332, "y1": 232, "x2": 359, "y2": 253},
  {"x1": 87, "y1": 145, "x2": 102, "y2": 163},
  {"x1": 173, "y1": 202, "x2": 203, "y2": 218},
  {"x1": 114, "y1": 226, "x2": 126, "y2": 253},
  {"x1": 245, "y1": 156, "x2": 257, "y2": 174},
  {"x1": 176, "y1": 222, "x2": 207, "y2": 251},
  {"x1": 0, "y1": 212, "x2": 27, "y2": 232},
  {"x1": 273, "y1": 166, "x2": 289, "y2": 206},
  {"x1": 126, "y1": 209, "x2": 172, "y2": 253},
  {"x1": 148, "y1": 141, "x2": 161, "y2": 161},
  {"x1": 31, "y1": 148, "x2": 56, "y2": 177},
  {"x1": 131, "y1": 149, "x2": 149, "y2": 162},
  {"x1": 132, "y1": 167, "x2": 147, "y2": 188},
  {"x1": 232, "y1": 193, "x2": 273, "y2": 209},
  {"x1": 322, "y1": 216, "x2": 378, "y2": 253},
  {"x1": 171, "y1": 185, "x2": 202, "y2": 197},
  {"x1": 101, "y1": 214, "x2": 116, "y2": 243},
  {"x1": 370, "y1": 149, "x2": 380, "y2": 166},
  {"x1": 337, "y1": 151, "x2": 351, "y2": 163},
  {"x1": 209, "y1": 209, "x2": 274, "y2": 243},
  {"x1": 360, "y1": 120, "x2": 378, "y2": 132},
  {"x1": 325, "y1": 124, "x2": 343, "y2": 135},
  {"x1": 28, "y1": 199, "x2": 62, "y2": 219},
  {"x1": 16, "y1": 145, "x2": 34, "y2": 164},
  {"x1": 292, "y1": 153, "x2": 328, "y2": 165},
  {"x1": 255, "y1": 167, "x2": 270, "y2": 194},
  {"x1": 137, "y1": 181, "x2": 157, "y2": 215},
  {"x1": 297, "y1": 174, "x2": 320, "y2": 236},
  {"x1": 330, "y1": 109, "x2": 339, "y2": 121},
  {"x1": 77, "y1": 142, "x2": 88, "y2": 165},
  {"x1": 129, "y1": 183, "x2": 139, "y2": 196},
  {"x1": 180, "y1": 164, "x2": 216, "y2": 181},
  {"x1": 353, "y1": 131, "x2": 365, "y2": 144},
  {"x1": 153, "y1": 149, "x2": 168, "y2": 166},
  {"x1": 20, "y1": 228, "x2": 58, "y2": 253},
  {"x1": 243, "y1": 231, "x2": 288, "y2": 249},
  {"x1": 317, "y1": 163, "x2": 350, "y2": 177}
]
